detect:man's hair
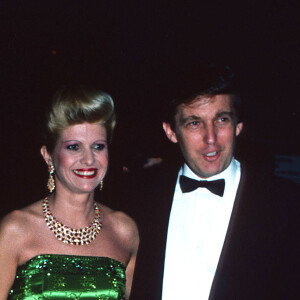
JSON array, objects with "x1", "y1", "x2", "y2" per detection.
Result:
[{"x1": 163, "y1": 64, "x2": 243, "y2": 128}]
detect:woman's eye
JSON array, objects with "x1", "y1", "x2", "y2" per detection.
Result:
[
  {"x1": 94, "y1": 144, "x2": 105, "y2": 151},
  {"x1": 67, "y1": 144, "x2": 79, "y2": 151}
]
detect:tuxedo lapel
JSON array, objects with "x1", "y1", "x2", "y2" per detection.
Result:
[
  {"x1": 130, "y1": 165, "x2": 179, "y2": 300},
  {"x1": 209, "y1": 165, "x2": 248, "y2": 298},
  {"x1": 209, "y1": 164, "x2": 279, "y2": 299}
]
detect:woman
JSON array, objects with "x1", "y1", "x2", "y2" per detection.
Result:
[{"x1": 0, "y1": 86, "x2": 139, "y2": 299}]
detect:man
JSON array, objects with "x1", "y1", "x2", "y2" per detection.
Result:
[{"x1": 125, "y1": 65, "x2": 299, "y2": 300}]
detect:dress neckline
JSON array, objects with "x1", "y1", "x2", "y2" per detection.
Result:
[{"x1": 18, "y1": 253, "x2": 125, "y2": 268}]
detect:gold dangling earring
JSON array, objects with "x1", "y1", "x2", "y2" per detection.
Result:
[
  {"x1": 99, "y1": 180, "x2": 103, "y2": 191},
  {"x1": 47, "y1": 163, "x2": 55, "y2": 193}
]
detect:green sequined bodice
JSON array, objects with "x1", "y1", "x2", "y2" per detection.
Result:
[{"x1": 9, "y1": 254, "x2": 126, "y2": 299}]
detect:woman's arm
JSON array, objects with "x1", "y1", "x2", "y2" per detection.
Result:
[
  {"x1": 125, "y1": 220, "x2": 139, "y2": 300},
  {"x1": 104, "y1": 206, "x2": 140, "y2": 300},
  {"x1": 0, "y1": 211, "x2": 23, "y2": 299}
]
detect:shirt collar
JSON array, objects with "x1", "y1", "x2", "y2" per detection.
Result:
[{"x1": 181, "y1": 158, "x2": 239, "y2": 183}]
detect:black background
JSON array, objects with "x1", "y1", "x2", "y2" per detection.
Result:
[{"x1": 1, "y1": 0, "x2": 299, "y2": 214}]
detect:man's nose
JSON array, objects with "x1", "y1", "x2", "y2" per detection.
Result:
[{"x1": 204, "y1": 124, "x2": 217, "y2": 144}]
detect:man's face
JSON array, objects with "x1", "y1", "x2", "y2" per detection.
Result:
[{"x1": 163, "y1": 94, "x2": 243, "y2": 178}]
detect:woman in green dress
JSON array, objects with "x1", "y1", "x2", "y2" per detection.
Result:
[{"x1": 0, "y1": 85, "x2": 139, "y2": 299}]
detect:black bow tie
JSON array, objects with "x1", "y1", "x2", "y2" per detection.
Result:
[{"x1": 179, "y1": 175, "x2": 225, "y2": 197}]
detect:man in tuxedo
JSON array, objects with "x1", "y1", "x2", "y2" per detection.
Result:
[{"x1": 127, "y1": 65, "x2": 299, "y2": 300}]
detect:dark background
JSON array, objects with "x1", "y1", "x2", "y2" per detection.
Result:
[{"x1": 1, "y1": 0, "x2": 299, "y2": 215}]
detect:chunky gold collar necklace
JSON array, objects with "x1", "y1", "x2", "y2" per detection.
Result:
[{"x1": 42, "y1": 197, "x2": 102, "y2": 246}]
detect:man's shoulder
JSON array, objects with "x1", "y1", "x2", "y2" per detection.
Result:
[
  {"x1": 118, "y1": 161, "x2": 180, "y2": 218},
  {"x1": 239, "y1": 161, "x2": 299, "y2": 212},
  {"x1": 240, "y1": 162, "x2": 299, "y2": 191},
  {"x1": 127, "y1": 160, "x2": 181, "y2": 185}
]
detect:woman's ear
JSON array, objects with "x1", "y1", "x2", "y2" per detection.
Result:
[{"x1": 40, "y1": 146, "x2": 52, "y2": 165}]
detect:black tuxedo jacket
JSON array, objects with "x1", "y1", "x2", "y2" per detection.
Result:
[{"x1": 122, "y1": 162, "x2": 299, "y2": 300}]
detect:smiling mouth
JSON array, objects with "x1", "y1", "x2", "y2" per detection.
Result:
[
  {"x1": 205, "y1": 151, "x2": 217, "y2": 157},
  {"x1": 73, "y1": 169, "x2": 98, "y2": 178},
  {"x1": 204, "y1": 151, "x2": 220, "y2": 157}
]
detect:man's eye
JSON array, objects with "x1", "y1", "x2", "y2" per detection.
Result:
[
  {"x1": 218, "y1": 117, "x2": 230, "y2": 123},
  {"x1": 67, "y1": 144, "x2": 79, "y2": 151},
  {"x1": 94, "y1": 144, "x2": 105, "y2": 151},
  {"x1": 188, "y1": 121, "x2": 199, "y2": 126}
]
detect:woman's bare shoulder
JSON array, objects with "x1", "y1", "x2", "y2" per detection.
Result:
[
  {"x1": 0, "y1": 200, "x2": 43, "y2": 239},
  {"x1": 101, "y1": 204, "x2": 139, "y2": 246},
  {"x1": 101, "y1": 204, "x2": 138, "y2": 229},
  {"x1": 0, "y1": 201, "x2": 43, "y2": 298}
]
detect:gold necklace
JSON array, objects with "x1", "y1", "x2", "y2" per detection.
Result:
[{"x1": 42, "y1": 197, "x2": 102, "y2": 246}]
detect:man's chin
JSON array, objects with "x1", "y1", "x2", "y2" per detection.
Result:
[{"x1": 194, "y1": 166, "x2": 224, "y2": 179}]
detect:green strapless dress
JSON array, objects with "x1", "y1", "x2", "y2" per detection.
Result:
[{"x1": 8, "y1": 254, "x2": 126, "y2": 299}]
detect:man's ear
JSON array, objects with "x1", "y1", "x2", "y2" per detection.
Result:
[
  {"x1": 236, "y1": 122, "x2": 243, "y2": 136},
  {"x1": 162, "y1": 122, "x2": 178, "y2": 144},
  {"x1": 40, "y1": 145, "x2": 53, "y2": 165}
]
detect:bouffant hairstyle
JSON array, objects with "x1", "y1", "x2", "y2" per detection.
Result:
[{"x1": 44, "y1": 85, "x2": 116, "y2": 154}]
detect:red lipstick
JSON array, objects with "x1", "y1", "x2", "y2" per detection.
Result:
[{"x1": 73, "y1": 168, "x2": 98, "y2": 178}]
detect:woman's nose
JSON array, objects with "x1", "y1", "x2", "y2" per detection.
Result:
[{"x1": 81, "y1": 149, "x2": 95, "y2": 165}]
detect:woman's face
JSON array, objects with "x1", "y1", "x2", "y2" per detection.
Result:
[{"x1": 42, "y1": 122, "x2": 108, "y2": 194}]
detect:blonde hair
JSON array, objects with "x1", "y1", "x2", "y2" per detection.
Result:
[{"x1": 45, "y1": 85, "x2": 116, "y2": 153}]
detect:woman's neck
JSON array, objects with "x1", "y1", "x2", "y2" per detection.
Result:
[{"x1": 47, "y1": 191, "x2": 96, "y2": 228}]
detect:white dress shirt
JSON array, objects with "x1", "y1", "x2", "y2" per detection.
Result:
[{"x1": 162, "y1": 158, "x2": 241, "y2": 300}]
